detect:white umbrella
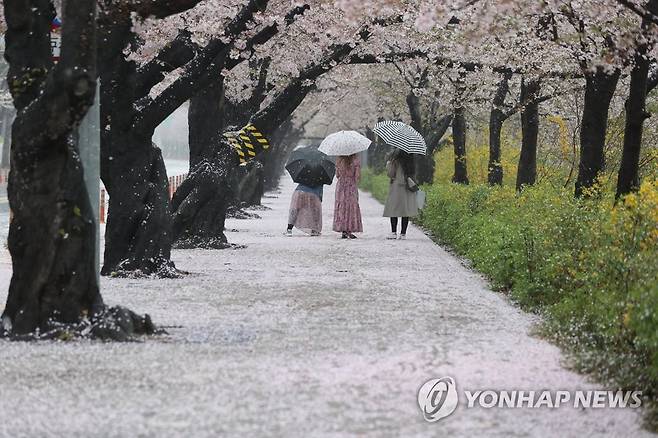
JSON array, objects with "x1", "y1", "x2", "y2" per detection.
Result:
[
  {"x1": 373, "y1": 121, "x2": 427, "y2": 155},
  {"x1": 318, "y1": 130, "x2": 372, "y2": 156}
]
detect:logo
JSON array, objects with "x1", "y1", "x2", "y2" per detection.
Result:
[
  {"x1": 417, "y1": 376, "x2": 459, "y2": 422},
  {"x1": 417, "y1": 376, "x2": 642, "y2": 423}
]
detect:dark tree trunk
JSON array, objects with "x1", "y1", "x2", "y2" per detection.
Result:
[
  {"x1": 488, "y1": 73, "x2": 511, "y2": 185},
  {"x1": 171, "y1": 138, "x2": 238, "y2": 249},
  {"x1": 97, "y1": 0, "x2": 273, "y2": 274},
  {"x1": 173, "y1": 65, "x2": 269, "y2": 249},
  {"x1": 2, "y1": 0, "x2": 102, "y2": 335},
  {"x1": 261, "y1": 116, "x2": 301, "y2": 191},
  {"x1": 452, "y1": 106, "x2": 469, "y2": 184},
  {"x1": 415, "y1": 114, "x2": 453, "y2": 185},
  {"x1": 236, "y1": 161, "x2": 265, "y2": 206},
  {"x1": 616, "y1": 7, "x2": 656, "y2": 199},
  {"x1": 575, "y1": 67, "x2": 621, "y2": 197},
  {"x1": 516, "y1": 78, "x2": 541, "y2": 191},
  {"x1": 189, "y1": 80, "x2": 226, "y2": 171},
  {"x1": 366, "y1": 123, "x2": 391, "y2": 174},
  {"x1": 1, "y1": 0, "x2": 154, "y2": 340},
  {"x1": 99, "y1": 17, "x2": 177, "y2": 277},
  {"x1": 406, "y1": 89, "x2": 452, "y2": 185}
]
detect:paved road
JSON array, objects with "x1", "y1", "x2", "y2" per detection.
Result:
[{"x1": 0, "y1": 178, "x2": 651, "y2": 437}]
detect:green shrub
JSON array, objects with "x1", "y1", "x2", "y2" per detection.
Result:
[
  {"x1": 360, "y1": 167, "x2": 389, "y2": 204},
  {"x1": 363, "y1": 173, "x2": 658, "y2": 421}
]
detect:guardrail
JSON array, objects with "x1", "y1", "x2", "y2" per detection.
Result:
[{"x1": 100, "y1": 173, "x2": 188, "y2": 224}]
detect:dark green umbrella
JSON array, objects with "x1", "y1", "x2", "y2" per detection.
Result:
[{"x1": 285, "y1": 146, "x2": 336, "y2": 187}]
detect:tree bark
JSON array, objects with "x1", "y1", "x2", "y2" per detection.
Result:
[
  {"x1": 2, "y1": 0, "x2": 154, "y2": 339},
  {"x1": 452, "y1": 106, "x2": 469, "y2": 184},
  {"x1": 616, "y1": 5, "x2": 657, "y2": 199},
  {"x1": 189, "y1": 80, "x2": 226, "y2": 171},
  {"x1": 574, "y1": 67, "x2": 621, "y2": 197},
  {"x1": 415, "y1": 114, "x2": 452, "y2": 185},
  {"x1": 366, "y1": 122, "x2": 391, "y2": 174},
  {"x1": 98, "y1": 0, "x2": 271, "y2": 274},
  {"x1": 488, "y1": 72, "x2": 512, "y2": 185},
  {"x1": 99, "y1": 14, "x2": 177, "y2": 277},
  {"x1": 516, "y1": 78, "x2": 541, "y2": 191}
]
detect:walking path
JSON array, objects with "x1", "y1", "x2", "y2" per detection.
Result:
[{"x1": 0, "y1": 178, "x2": 651, "y2": 437}]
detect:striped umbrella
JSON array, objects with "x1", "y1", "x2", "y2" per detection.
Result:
[{"x1": 373, "y1": 121, "x2": 427, "y2": 155}]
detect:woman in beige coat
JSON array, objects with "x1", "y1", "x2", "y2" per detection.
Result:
[{"x1": 383, "y1": 149, "x2": 418, "y2": 240}]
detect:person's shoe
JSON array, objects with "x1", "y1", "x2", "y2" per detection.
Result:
[
  {"x1": 310, "y1": 230, "x2": 321, "y2": 236},
  {"x1": 284, "y1": 230, "x2": 293, "y2": 237},
  {"x1": 399, "y1": 234, "x2": 406, "y2": 240},
  {"x1": 387, "y1": 232, "x2": 397, "y2": 240},
  {"x1": 348, "y1": 233, "x2": 357, "y2": 239},
  {"x1": 341, "y1": 232, "x2": 349, "y2": 239}
]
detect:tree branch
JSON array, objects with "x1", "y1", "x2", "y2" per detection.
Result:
[
  {"x1": 616, "y1": 0, "x2": 658, "y2": 26},
  {"x1": 133, "y1": 0, "x2": 271, "y2": 133},
  {"x1": 128, "y1": 0, "x2": 207, "y2": 19},
  {"x1": 135, "y1": 3, "x2": 309, "y2": 100}
]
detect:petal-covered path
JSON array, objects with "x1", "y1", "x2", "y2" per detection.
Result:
[{"x1": 0, "y1": 178, "x2": 652, "y2": 437}]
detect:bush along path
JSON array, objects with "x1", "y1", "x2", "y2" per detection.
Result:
[{"x1": 361, "y1": 168, "x2": 658, "y2": 429}]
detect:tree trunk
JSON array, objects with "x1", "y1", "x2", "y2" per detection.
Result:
[
  {"x1": 488, "y1": 73, "x2": 511, "y2": 185},
  {"x1": 516, "y1": 78, "x2": 541, "y2": 191},
  {"x1": 366, "y1": 123, "x2": 391, "y2": 174},
  {"x1": 575, "y1": 68, "x2": 621, "y2": 197},
  {"x1": 452, "y1": 106, "x2": 469, "y2": 184},
  {"x1": 189, "y1": 81, "x2": 226, "y2": 170},
  {"x1": 262, "y1": 117, "x2": 299, "y2": 190},
  {"x1": 616, "y1": 9, "x2": 655, "y2": 199},
  {"x1": 99, "y1": 19, "x2": 176, "y2": 277},
  {"x1": 415, "y1": 114, "x2": 453, "y2": 185},
  {"x1": 171, "y1": 137, "x2": 238, "y2": 249},
  {"x1": 236, "y1": 161, "x2": 265, "y2": 206},
  {"x1": 2, "y1": 0, "x2": 154, "y2": 340},
  {"x1": 171, "y1": 78, "x2": 261, "y2": 249}
]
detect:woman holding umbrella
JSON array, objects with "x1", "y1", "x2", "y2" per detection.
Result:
[
  {"x1": 319, "y1": 131, "x2": 371, "y2": 239},
  {"x1": 285, "y1": 146, "x2": 336, "y2": 236},
  {"x1": 374, "y1": 121, "x2": 427, "y2": 240}
]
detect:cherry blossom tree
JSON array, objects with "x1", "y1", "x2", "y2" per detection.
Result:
[{"x1": 1, "y1": 0, "x2": 153, "y2": 339}]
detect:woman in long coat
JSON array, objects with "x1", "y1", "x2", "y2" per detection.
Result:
[
  {"x1": 383, "y1": 149, "x2": 418, "y2": 240},
  {"x1": 333, "y1": 154, "x2": 363, "y2": 239}
]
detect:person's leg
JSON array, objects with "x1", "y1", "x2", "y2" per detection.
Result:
[
  {"x1": 287, "y1": 224, "x2": 294, "y2": 231},
  {"x1": 387, "y1": 217, "x2": 398, "y2": 239},
  {"x1": 401, "y1": 217, "x2": 409, "y2": 235}
]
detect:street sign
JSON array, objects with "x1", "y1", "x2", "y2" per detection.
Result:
[{"x1": 51, "y1": 18, "x2": 61, "y2": 62}]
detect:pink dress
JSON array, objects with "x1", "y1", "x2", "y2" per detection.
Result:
[{"x1": 333, "y1": 156, "x2": 363, "y2": 233}]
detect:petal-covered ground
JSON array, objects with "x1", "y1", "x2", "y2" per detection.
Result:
[{"x1": 0, "y1": 177, "x2": 652, "y2": 437}]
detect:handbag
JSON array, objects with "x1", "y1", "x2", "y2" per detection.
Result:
[
  {"x1": 406, "y1": 176, "x2": 419, "y2": 192},
  {"x1": 416, "y1": 190, "x2": 426, "y2": 209}
]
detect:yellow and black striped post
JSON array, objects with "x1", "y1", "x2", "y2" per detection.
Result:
[{"x1": 224, "y1": 123, "x2": 271, "y2": 164}]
